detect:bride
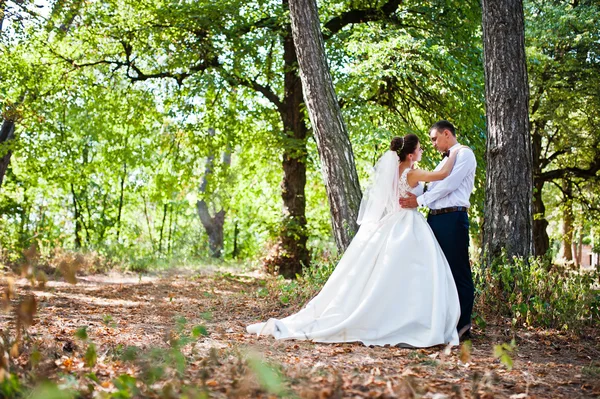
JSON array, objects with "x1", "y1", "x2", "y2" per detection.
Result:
[{"x1": 247, "y1": 134, "x2": 463, "y2": 347}]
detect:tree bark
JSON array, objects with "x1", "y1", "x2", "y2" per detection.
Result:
[
  {"x1": 263, "y1": 5, "x2": 310, "y2": 278},
  {"x1": 116, "y1": 161, "x2": 126, "y2": 242},
  {"x1": 481, "y1": 0, "x2": 533, "y2": 263},
  {"x1": 142, "y1": 195, "x2": 156, "y2": 253},
  {"x1": 288, "y1": 0, "x2": 362, "y2": 251},
  {"x1": 576, "y1": 227, "x2": 583, "y2": 266},
  {"x1": 232, "y1": 221, "x2": 239, "y2": 258},
  {"x1": 531, "y1": 123, "x2": 549, "y2": 256},
  {"x1": 560, "y1": 179, "x2": 574, "y2": 261},
  {"x1": 196, "y1": 128, "x2": 230, "y2": 258},
  {"x1": 70, "y1": 183, "x2": 82, "y2": 249},
  {"x1": 0, "y1": 0, "x2": 6, "y2": 32},
  {"x1": 159, "y1": 203, "x2": 168, "y2": 254},
  {"x1": 532, "y1": 177, "x2": 549, "y2": 256},
  {"x1": 0, "y1": 119, "x2": 15, "y2": 189}
]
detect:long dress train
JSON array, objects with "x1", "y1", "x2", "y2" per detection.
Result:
[{"x1": 247, "y1": 165, "x2": 460, "y2": 347}]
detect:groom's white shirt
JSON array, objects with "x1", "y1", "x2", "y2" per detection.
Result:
[{"x1": 416, "y1": 143, "x2": 476, "y2": 210}]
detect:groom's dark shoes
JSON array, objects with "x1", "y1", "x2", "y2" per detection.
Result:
[{"x1": 458, "y1": 323, "x2": 473, "y2": 342}]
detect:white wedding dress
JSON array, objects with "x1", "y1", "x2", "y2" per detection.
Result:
[{"x1": 247, "y1": 152, "x2": 460, "y2": 347}]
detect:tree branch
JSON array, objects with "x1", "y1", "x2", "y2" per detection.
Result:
[
  {"x1": 55, "y1": 48, "x2": 220, "y2": 86},
  {"x1": 219, "y1": 71, "x2": 283, "y2": 113},
  {"x1": 238, "y1": 78, "x2": 283, "y2": 113},
  {"x1": 539, "y1": 149, "x2": 568, "y2": 169},
  {"x1": 540, "y1": 155, "x2": 600, "y2": 181},
  {"x1": 322, "y1": 0, "x2": 402, "y2": 40}
]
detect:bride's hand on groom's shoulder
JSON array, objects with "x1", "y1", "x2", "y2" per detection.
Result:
[
  {"x1": 399, "y1": 192, "x2": 418, "y2": 208},
  {"x1": 449, "y1": 145, "x2": 471, "y2": 157}
]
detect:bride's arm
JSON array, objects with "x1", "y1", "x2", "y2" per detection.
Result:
[{"x1": 408, "y1": 147, "x2": 463, "y2": 184}]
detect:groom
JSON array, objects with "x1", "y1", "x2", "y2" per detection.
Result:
[{"x1": 399, "y1": 120, "x2": 477, "y2": 339}]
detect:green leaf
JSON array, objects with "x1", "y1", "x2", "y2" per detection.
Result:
[
  {"x1": 493, "y1": 340, "x2": 517, "y2": 370},
  {"x1": 192, "y1": 325, "x2": 208, "y2": 337},
  {"x1": 84, "y1": 343, "x2": 97, "y2": 368},
  {"x1": 200, "y1": 311, "x2": 212, "y2": 321},
  {"x1": 74, "y1": 326, "x2": 88, "y2": 341},
  {"x1": 121, "y1": 346, "x2": 139, "y2": 361},
  {"x1": 245, "y1": 353, "x2": 287, "y2": 396},
  {"x1": 113, "y1": 374, "x2": 140, "y2": 397},
  {"x1": 85, "y1": 372, "x2": 100, "y2": 384},
  {"x1": 29, "y1": 382, "x2": 74, "y2": 399}
]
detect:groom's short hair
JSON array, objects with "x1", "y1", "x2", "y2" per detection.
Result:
[{"x1": 430, "y1": 120, "x2": 456, "y2": 136}]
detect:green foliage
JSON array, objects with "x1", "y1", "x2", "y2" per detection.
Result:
[
  {"x1": 475, "y1": 254, "x2": 600, "y2": 330},
  {"x1": 0, "y1": 373, "x2": 23, "y2": 398},
  {"x1": 28, "y1": 383, "x2": 74, "y2": 399},
  {"x1": 0, "y1": 0, "x2": 490, "y2": 269},
  {"x1": 84, "y1": 343, "x2": 97, "y2": 368},
  {"x1": 272, "y1": 254, "x2": 339, "y2": 305},
  {"x1": 192, "y1": 325, "x2": 209, "y2": 338},
  {"x1": 112, "y1": 374, "x2": 140, "y2": 398},
  {"x1": 74, "y1": 326, "x2": 88, "y2": 341},
  {"x1": 493, "y1": 340, "x2": 517, "y2": 370},
  {"x1": 526, "y1": 0, "x2": 600, "y2": 243},
  {"x1": 245, "y1": 352, "x2": 288, "y2": 396}
]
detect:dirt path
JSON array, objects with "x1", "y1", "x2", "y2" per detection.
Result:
[{"x1": 3, "y1": 268, "x2": 600, "y2": 398}]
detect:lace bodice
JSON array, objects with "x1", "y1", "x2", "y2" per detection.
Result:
[{"x1": 399, "y1": 168, "x2": 424, "y2": 198}]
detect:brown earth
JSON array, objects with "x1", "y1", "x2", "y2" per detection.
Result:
[{"x1": 1, "y1": 268, "x2": 599, "y2": 398}]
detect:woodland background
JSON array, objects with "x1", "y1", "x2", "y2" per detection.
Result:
[{"x1": 0, "y1": 0, "x2": 599, "y2": 398}]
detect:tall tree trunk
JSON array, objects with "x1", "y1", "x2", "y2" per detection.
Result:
[
  {"x1": 531, "y1": 125, "x2": 549, "y2": 256},
  {"x1": 264, "y1": 5, "x2": 310, "y2": 278},
  {"x1": 142, "y1": 195, "x2": 156, "y2": 252},
  {"x1": 561, "y1": 179, "x2": 574, "y2": 261},
  {"x1": 116, "y1": 161, "x2": 126, "y2": 242},
  {"x1": 232, "y1": 221, "x2": 239, "y2": 258},
  {"x1": 0, "y1": 119, "x2": 15, "y2": 189},
  {"x1": 167, "y1": 204, "x2": 173, "y2": 254},
  {"x1": 70, "y1": 183, "x2": 82, "y2": 249},
  {"x1": 0, "y1": 0, "x2": 7, "y2": 32},
  {"x1": 196, "y1": 128, "x2": 230, "y2": 258},
  {"x1": 481, "y1": 0, "x2": 533, "y2": 263},
  {"x1": 159, "y1": 203, "x2": 168, "y2": 254},
  {"x1": 288, "y1": 0, "x2": 362, "y2": 252},
  {"x1": 576, "y1": 227, "x2": 583, "y2": 266}
]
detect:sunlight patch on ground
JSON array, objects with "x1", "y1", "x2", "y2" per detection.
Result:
[{"x1": 49, "y1": 291, "x2": 143, "y2": 308}]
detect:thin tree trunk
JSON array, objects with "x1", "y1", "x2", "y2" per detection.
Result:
[
  {"x1": 0, "y1": 119, "x2": 15, "y2": 189},
  {"x1": 70, "y1": 183, "x2": 82, "y2": 249},
  {"x1": 0, "y1": 0, "x2": 7, "y2": 32},
  {"x1": 232, "y1": 221, "x2": 239, "y2": 258},
  {"x1": 561, "y1": 180, "x2": 574, "y2": 261},
  {"x1": 576, "y1": 227, "x2": 583, "y2": 266},
  {"x1": 288, "y1": 0, "x2": 362, "y2": 252},
  {"x1": 531, "y1": 125, "x2": 549, "y2": 256},
  {"x1": 481, "y1": 0, "x2": 533, "y2": 263},
  {"x1": 96, "y1": 191, "x2": 109, "y2": 243},
  {"x1": 167, "y1": 204, "x2": 173, "y2": 254},
  {"x1": 142, "y1": 195, "x2": 156, "y2": 253},
  {"x1": 563, "y1": 215, "x2": 574, "y2": 261},
  {"x1": 159, "y1": 203, "x2": 168, "y2": 254},
  {"x1": 116, "y1": 161, "x2": 126, "y2": 242}
]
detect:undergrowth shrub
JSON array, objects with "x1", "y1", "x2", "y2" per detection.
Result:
[
  {"x1": 272, "y1": 251, "x2": 600, "y2": 332},
  {"x1": 474, "y1": 254, "x2": 600, "y2": 331}
]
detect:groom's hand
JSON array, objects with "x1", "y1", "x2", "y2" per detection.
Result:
[{"x1": 399, "y1": 193, "x2": 418, "y2": 208}]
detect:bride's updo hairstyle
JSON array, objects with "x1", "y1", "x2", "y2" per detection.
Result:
[{"x1": 390, "y1": 134, "x2": 419, "y2": 162}]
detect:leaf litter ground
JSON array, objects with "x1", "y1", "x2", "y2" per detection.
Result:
[{"x1": 1, "y1": 267, "x2": 599, "y2": 398}]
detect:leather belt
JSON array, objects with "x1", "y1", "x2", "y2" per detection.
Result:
[{"x1": 429, "y1": 206, "x2": 468, "y2": 216}]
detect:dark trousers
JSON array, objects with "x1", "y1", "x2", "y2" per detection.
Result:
[{"x1": 427, "y1": 211, "x2": 474, "y2": 332}]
